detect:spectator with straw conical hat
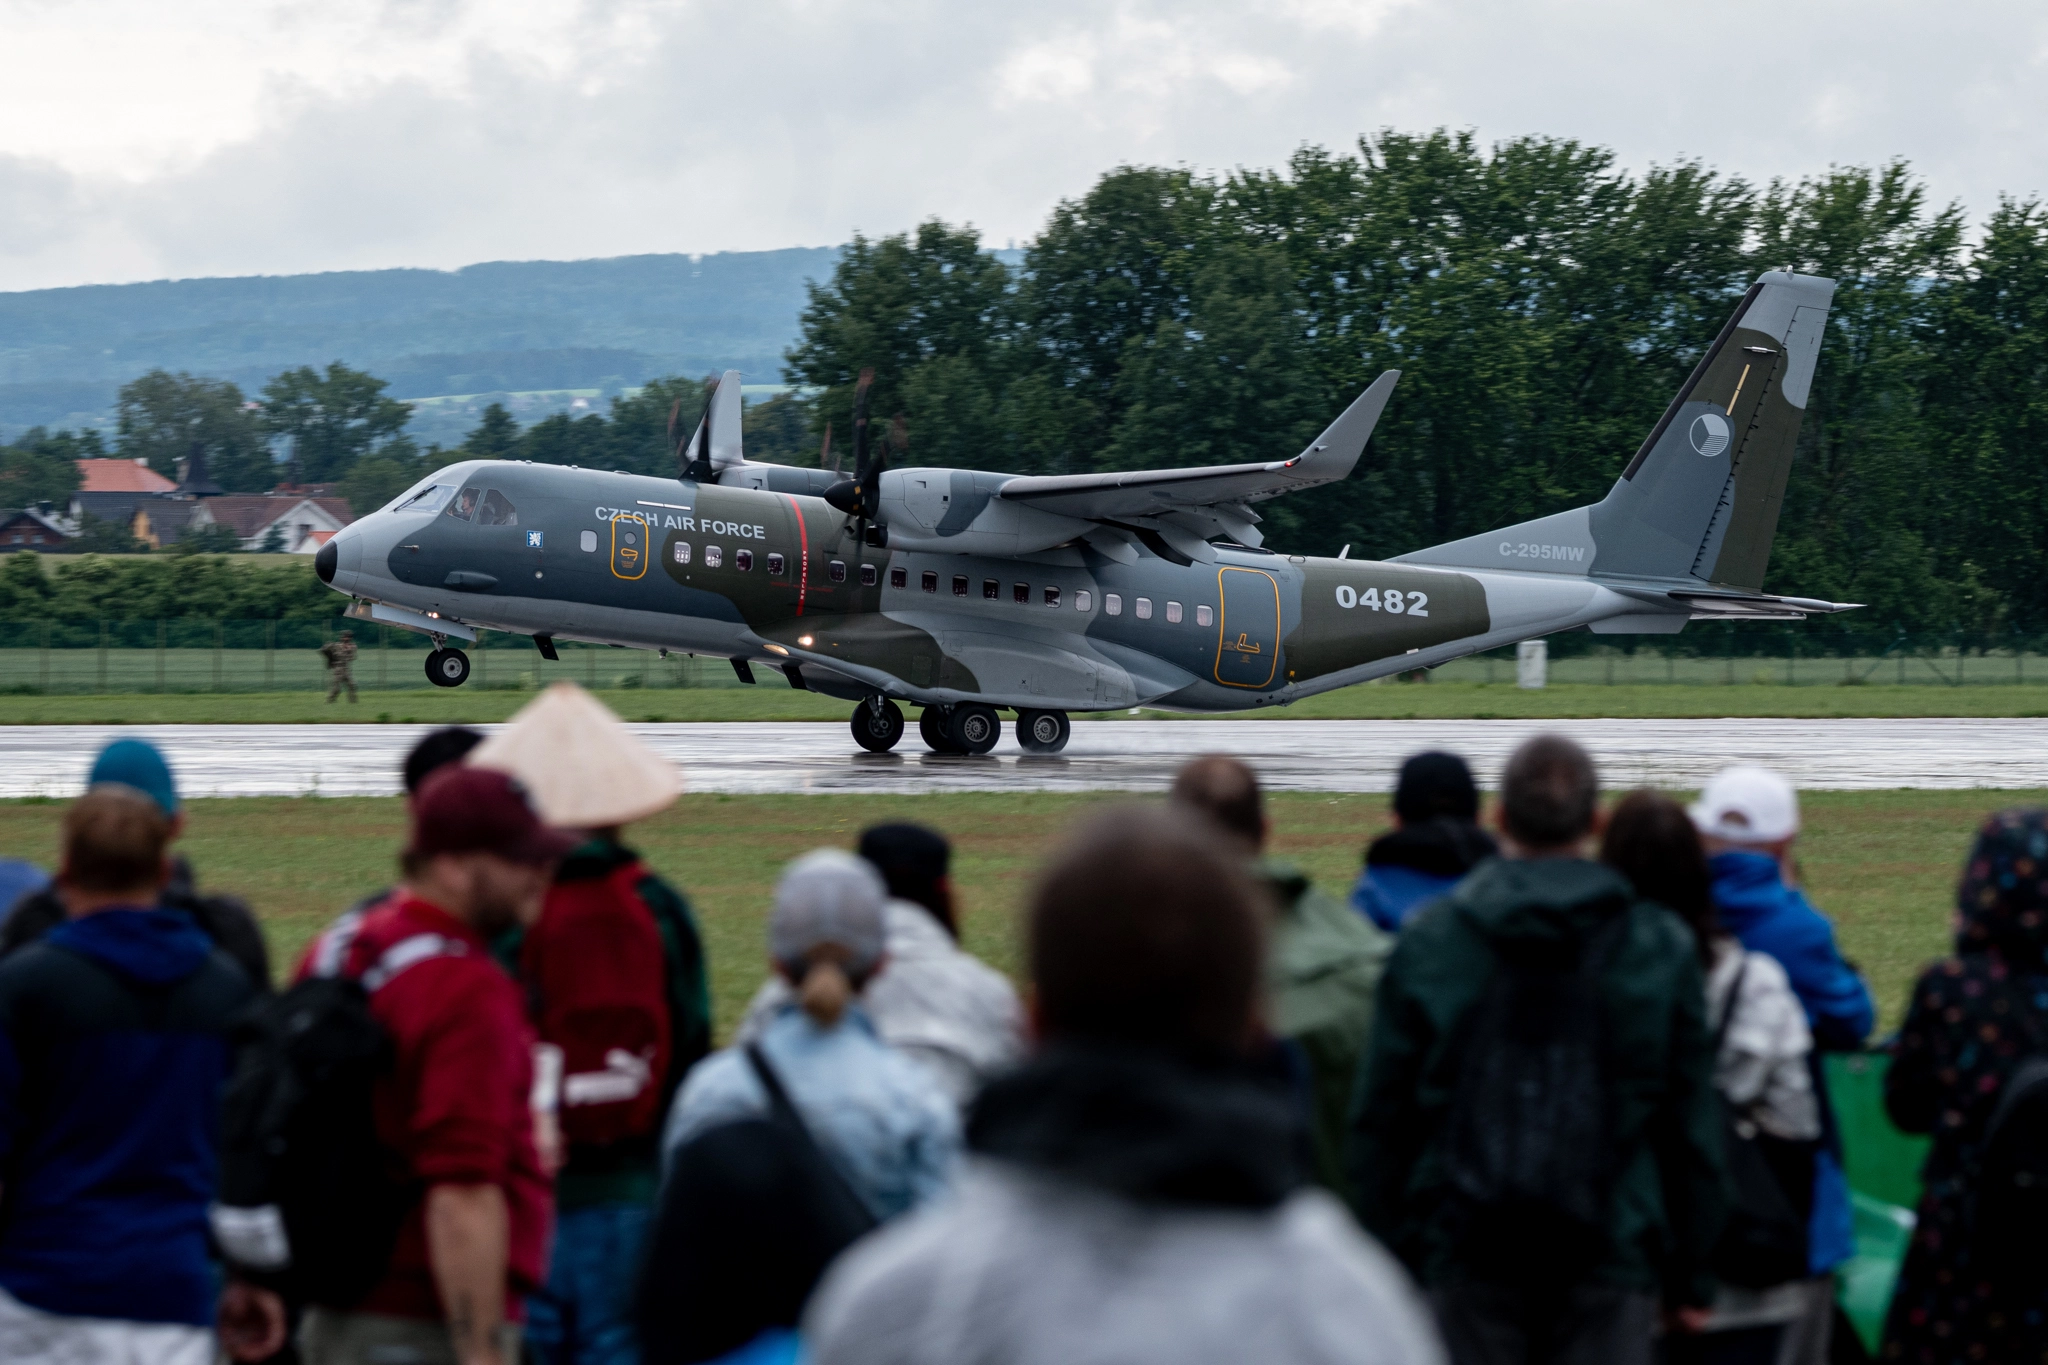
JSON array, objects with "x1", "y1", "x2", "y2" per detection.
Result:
[{"x1": 466, "y1": 681, "x2": 710, "y2": 1365}]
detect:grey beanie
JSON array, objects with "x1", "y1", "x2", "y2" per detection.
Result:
[{"x1": 769, "y1": 849, "x2": 888, "y2": 977}]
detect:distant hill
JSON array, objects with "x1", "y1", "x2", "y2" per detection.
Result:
[{"x1": 0, "y1": 247, "x2": 842, "y2": 440}]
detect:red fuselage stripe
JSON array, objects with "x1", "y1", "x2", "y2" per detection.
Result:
[{"x1": 786, "y1": 495, "x2": 808, "y2": 617}]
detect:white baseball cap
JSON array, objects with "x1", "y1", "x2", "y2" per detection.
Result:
[{"x1": 1691, "y1": 765, "x2": 1800, "y2": 844}]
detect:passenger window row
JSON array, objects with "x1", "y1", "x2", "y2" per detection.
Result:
[
  {"x1": 666, "y1": 545, "x2": 877, "y2": 586},
  {"x1": 884, "y1": 569, "x2": 1212, "y2": 626}
]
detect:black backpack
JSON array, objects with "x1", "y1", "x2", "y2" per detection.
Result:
[
  {"x1": 1974, "y1": 1051, "x2": 2048, "y2": 1279},
  {"x1": 636, "y1": 1043, "x2": 879, "y2": 1364},
  {"x1": 1443, "y1": 910, "x2": 1630, "y2": 1282},
  {"x1": 211, "y1": 926, "x2": 460, "y2": 1306},
  {"x1": 1706, "y1": 956, "x2": 1814, "y2": 1289}
]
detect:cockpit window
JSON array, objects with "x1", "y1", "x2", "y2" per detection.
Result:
[
  {"x1": 391, "y1": 483, "x2": 454, "y2": 514},
  {"x1": 476, "y1": 490, "x2": 518, "y2": 526},
  {"x1": 446, "y1": 486, "x2": 482, "y2": 521}
]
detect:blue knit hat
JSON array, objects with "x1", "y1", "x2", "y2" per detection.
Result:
[{"x1": 89, "y1": 738, "x2": 179, "y2": 817}]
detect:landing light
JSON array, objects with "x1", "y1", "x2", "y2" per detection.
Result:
[
  {"x1": 764, "y1": 644, "x2": 789, "y2": 656},
  {"x1": 797, "y1": 635, "x2": 814, "y2": 647}
]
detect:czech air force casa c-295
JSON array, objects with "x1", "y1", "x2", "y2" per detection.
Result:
[{"x1": 315, "y1": 270, "x2": 1858, "y2": 755}]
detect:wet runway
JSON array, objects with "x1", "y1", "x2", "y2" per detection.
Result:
[{"x1": 3, "y1": 718, "x2": 2046, "y2": 798}]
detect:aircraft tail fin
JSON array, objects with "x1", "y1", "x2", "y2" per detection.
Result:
[{"x1": 1396, "y1": 271, "x2": 1835, "y2": 589}]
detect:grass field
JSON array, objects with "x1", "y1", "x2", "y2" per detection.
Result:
[
  {"x1": 4, "y1": 682, "x2": 2048, "y2": 725},
  {"x1": 0, "y1": 789, "x2": 2016, "y2": 1037}
]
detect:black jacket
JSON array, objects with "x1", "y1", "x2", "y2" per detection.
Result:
[{"x1": 1, "y1": 856, "x2": 271, "y2": 992}]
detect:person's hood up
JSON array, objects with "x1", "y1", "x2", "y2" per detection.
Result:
[
  {"x1": 1450, "y1": 856, "x2": 1633, "y2": 946},
  {"x1": 1366, "y1": 816, "x2": 1498, "y2": 879},
  {"x1": 48, "y1": 907, "x2": 214, "y2": 984},
  {"x1": 1954, "y1": 808, "x2": 2048, "y2": 969},
  {"x1": 966, "y1": 1044, "x2": 1307, "y2": 1210}
]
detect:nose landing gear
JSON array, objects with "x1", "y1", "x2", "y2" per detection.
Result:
[{"x1": 425, "y1": 648, "x2": 471, "y2": 687}]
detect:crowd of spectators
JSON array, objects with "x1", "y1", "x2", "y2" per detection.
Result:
[{"x1": 0, "y1": 691, "x2": 2038, "y2": 1365}]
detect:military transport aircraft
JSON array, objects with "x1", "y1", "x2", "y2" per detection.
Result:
[{"x1": 315, "y1": 269, "x2": 1855, "y2": 755}]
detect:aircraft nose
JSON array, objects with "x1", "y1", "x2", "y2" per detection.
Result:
[{"x1": 314, "y1": 538, "x2": 338, "y2": 583}]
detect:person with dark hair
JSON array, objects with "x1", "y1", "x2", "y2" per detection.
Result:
[
  {"x1": 804, "y1": 805, "x2": 1442, "y2": 1365},
  {"x1": 1603, "y1": 791, "x2": 1818, "y2": 1364},
  {"x1": 1352, "y1": 751, "x2": 1499, "y2": 932},
  {"x1": 0, "y1": 786, "x2": 256, "y2": 1361},
  {"x1": 1, "y1": 737, "x2": 272, "y2": 989},
  {"x1": 404, "y1": 727, "x2": 485, "y2": 799},
  {"x1": 1349, "y1": 735, "x2": 1723, "y2": 1365},
  {"x1": 737, "y1": 822, "x2": 1019, "y2": 1107},
  {"x1": 1171, "y1": 754, "x2": 1390, "y2": 1201},
  {"x1": 1880, "y1": 809, "x2": 2048, "y2": 1363}
]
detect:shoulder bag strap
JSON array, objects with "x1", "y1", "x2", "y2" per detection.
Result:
[
  {"x1": 1712, "y1": 953, "x2": 1751, "y2": 1058},
  {"x1": 744, "y1": 1041, "x2": 879, "y2": 1227}
]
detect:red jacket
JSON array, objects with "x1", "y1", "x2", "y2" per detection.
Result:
[
  {"x1": 298, "y1": 894, "x2": 552, "y2": 1320},
  {"x1": 520, "y1": 844, "x2": 672, "y2": 1204}
]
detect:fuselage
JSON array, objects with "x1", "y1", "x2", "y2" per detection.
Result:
[{"x1": 319, "y1": 459, "x2": 1659, "y2": 712}]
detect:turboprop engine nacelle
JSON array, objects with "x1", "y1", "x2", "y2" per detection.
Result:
[{"x1": 877, "y1": 467, "x2": 1093, "y2": 557}]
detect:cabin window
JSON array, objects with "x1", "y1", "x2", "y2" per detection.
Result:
[
  {"x1": 952, "y1": 574, "x2": 969, "y2": 597},
  {"x1": 1076, "y1": 590, "x2": 1093, "y2": 612},
  {"x1": 861, "y1": 564, "x2": 878, "y2": 587},
  {"x1": 735, "y1": 549, "x2": 753, "y2": 571},
  {"x1": 1043, "y1": 586, "x2": 1062, "y2": 608},
  {"x1": 830, "y1": 560, "x2": 847, "y2": 583},
  {"x1": 1013, "y1": 582, "x2": 1029, "y2": 604},
  {"x1": 476, "y1": 490, "x2": 518, "y2": 526},
  {"x1": 892, "y1": 566, "x2": 907, "y2": 589},
  {"x1": 580, "y1": 530, "x2": 598, "y2": 553},
  {"x1": 447, "y1": 487, "x2": 482, "y2": 521},
  {"x1": 674, "y1": 542, "x2": 691, "y2": 565},
  {"x1": 921, "y1": 570, "x2": 938, "y2": 593},
  {"x1": 705, "y1": 545, "x2": 723, "y2": 568},
  {"x1": 1196, "y1": 604, "x2": 1213, "y2": 627},
  {"x1": 1166, "y1": 601, "x2": 1183, "y2": 623},
  {"x1": 1135, "y1": 597, "x2": 1153, "y2": 620},
  {"x1": 1105, "y1": 593, "x2": 1123, "y2": 616},
  {"x1": 766, "y1": 552, "x2": 784, "y2": 574}
]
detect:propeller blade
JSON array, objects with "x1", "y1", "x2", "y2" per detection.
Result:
[
  {"x1": 666, "y1": 399, "x2": 683, "y2": 454},
  {"x1": 851, "y1": 368, "x2": 874, "y2": 483},
  {"x1": 819, "y1": 423, "x2": 835, "y2": 473}
]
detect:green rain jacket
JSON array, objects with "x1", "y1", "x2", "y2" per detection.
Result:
[
  {"x1": 1346, "y1": 857, "x2": 1724, "y2": 1309},
  {"x1": 1261, "y1": 859, "x2": 1392, "y2": 1204}
]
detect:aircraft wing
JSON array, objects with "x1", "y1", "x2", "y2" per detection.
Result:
[{"x1": 995, "y1": 371, "x2": 1399, "y2": 523}]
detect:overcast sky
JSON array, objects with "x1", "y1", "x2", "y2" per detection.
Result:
[{"x1": 2, "y1": 0, "x2": 2044, "y2": 292}]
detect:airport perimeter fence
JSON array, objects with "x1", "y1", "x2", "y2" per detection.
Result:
[{"x1": 2, "y1": 618, "x2": 2047, "y2": 695}]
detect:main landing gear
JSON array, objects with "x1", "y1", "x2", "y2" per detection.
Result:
[
  {"x1": 425, "y1": 648, "x2": 471, "y2": 688},
  {"x1": 852, "y1": 703, "x2": 1073, "y2": 755}
]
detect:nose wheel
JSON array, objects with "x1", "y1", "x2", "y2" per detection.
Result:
[
  {"x1": 1016, "y1": 709, "x2": 1071, "y2": 754},
  {"x1": 425, "y1": 648, "x2": 471, "y2": 688},
  {"x1": 850, "y1": 699, "x2": 905, "y2": 752}
]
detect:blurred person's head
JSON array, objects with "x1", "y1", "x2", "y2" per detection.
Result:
[
  {"x1": 89, "y1": 738, "x2": 182, "y2": 836},
  {"x1": 771, "y1": 850, "x2": 889, "y2": 1028},
  {"x1": 1497, "y1": 734, "x2": 1600, "y2": 857},
  {"x1": 1393, "y1": 751, "x2": 1480, "y2": 826},
  {"x1": 402, "y1": 726, "x2": 485, "y2": 802},
  {"x1": 1029, "y1": 804, "x2": 1268, "y2": 1061},
  {"x1": 57, "y1": 786, "x2": 173, "y2": 915},
  {"x1": 1169, "y1": 755, "x2": 1267, "y2": 855},
  {"x1": 1601, "y1": 790, "x2": 1716, "y2": 963},
  {"x1": 401, "y1": 766, "x2": 572, "y2": 935},
  {"x1": 1691, "y1": 765, "x2": 1800, "y2": 860},
  {"x1": 857, "y1": 823, "x2": 956, "y2": 936},
  {"x1": 1953, "y1": 808, "x2": 2048, "y2": 969}
]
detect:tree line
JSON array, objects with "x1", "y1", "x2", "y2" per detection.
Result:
[{"x1": 4, "y1": 128, "x2": 2043, "y2": 649}]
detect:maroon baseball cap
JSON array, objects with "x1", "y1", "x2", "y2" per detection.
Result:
[{"x1": 406, "y1": 765, "x2": 577, "y2": 865}]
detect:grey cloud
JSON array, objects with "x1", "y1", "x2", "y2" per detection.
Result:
[{"x1": 5, "y1": 0, "x2": 2047, "y2": 289}]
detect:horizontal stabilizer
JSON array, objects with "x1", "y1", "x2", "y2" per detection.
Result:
[{"x1": 998, "y1": 370, "x2": 1399, "y2": 522}]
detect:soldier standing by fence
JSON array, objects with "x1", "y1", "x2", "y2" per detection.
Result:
[{"x1": 319, "y1": 630, "x2": 357, "y2": 704}]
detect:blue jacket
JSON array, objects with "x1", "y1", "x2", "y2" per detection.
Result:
[
  {"x1": 1351, "y1": 864, "x2": 1462, "y2": 933},
  {"x1": 1708, "y1": 850, "x2": 1874, "y2": 1275},
  {"x1": 0, "y1": 907, "x2": 254, "y2": 1325}
]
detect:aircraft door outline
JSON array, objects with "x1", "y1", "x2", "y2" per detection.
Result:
[
  {"x1": 1214, "y1": 567, "x2": 1281, "y2": 688},
  {"x1": 610, "y1": 513, "x2": 650, "y2": 580}
]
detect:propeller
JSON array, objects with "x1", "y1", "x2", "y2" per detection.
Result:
[
  {"x1": 818, "y1": 422, "x2": 837, "y2": 474},
  {"x1": 823, "y1": 369, "x2": 886, "y2": 553}
]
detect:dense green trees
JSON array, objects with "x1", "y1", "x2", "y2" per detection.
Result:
[
  {"x1": 0, "y1": 428, "x2": 95, "y2": 507},
  {"x1": 116, "y1": 371, "x2": 271, "y2": 490}
]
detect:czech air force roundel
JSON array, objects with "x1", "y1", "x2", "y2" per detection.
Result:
[{"x1": 1688, "y1": 412, "x2": 1731, "y2": 457}]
